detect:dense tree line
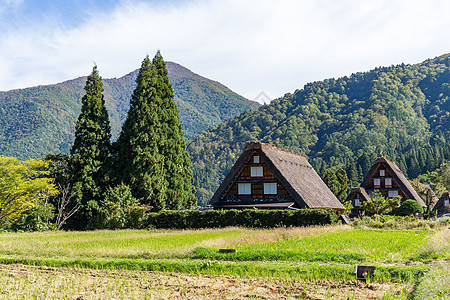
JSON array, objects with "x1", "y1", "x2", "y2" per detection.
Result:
[
  {"x1": 2, "y1": 52, "x2": 196, "y2": 231},
  {"x1": 188, "y1": 54, "x2": 450, "y2": 206}
]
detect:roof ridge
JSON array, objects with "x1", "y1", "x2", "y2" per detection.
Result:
[{"x1": 245, "y1": 141, "x2": 308, "y2": 160}]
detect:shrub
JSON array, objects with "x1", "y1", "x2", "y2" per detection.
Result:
[
  {"x1": 8, "y1": 202, "x2": 55, "y2": 231},
  {"x1": 144, "y1": 208, "x2": 338, "y2": 229},
  {"x1": 398, "y1": 199, "x2": 424, "y2": 216},
  {"x1": 100, "y1": 184, "x2": 150, "y2": 229},
  {"x1": 351, "y1": 215, "x2": 449, "y2": 229},
  {"x1": 362, "y1": 191, "x2": 401, "y2": 215}
]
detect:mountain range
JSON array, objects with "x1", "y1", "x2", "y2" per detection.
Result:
[{"x1": 0, "y1": 62, "x2": 259, "y2": 159}]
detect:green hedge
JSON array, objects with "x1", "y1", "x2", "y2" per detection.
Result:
[{"x1": 144, "y1": 209, "x2": 338, "y2": 229}]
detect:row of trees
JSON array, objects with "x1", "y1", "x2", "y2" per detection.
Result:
[
  {"x1": 1, "y1": 52, "x2": 196, "y2": 230},
  {"x1": 68, "y1": 51, "x2": 196, "y2": 229}
]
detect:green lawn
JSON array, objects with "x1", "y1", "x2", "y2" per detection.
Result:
[{"x1": 0, "y1": 225, "x2": 447, "y2": 282}]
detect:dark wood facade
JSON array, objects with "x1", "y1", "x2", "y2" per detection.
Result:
[
  {"x1": 433, "y1": 192, "x2": 450, "y2": 217},
  {"x1": 362, "y1": 163, "x2": 407, "y2": 201},
  {"x1": 346, "y1": 187, "x2": 371, "y2": 217}
]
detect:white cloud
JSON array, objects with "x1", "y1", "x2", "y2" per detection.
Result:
[{"x1": 0, "y1": 0, "x2": 449, "y2": 101}]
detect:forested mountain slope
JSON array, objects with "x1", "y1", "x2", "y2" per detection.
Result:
[
  {"x1": 189, "y1": 54, "x2": 450, "y2": 205},
  {"x1": 0, "y1": 62, "x2": 259, "y2": 159}
]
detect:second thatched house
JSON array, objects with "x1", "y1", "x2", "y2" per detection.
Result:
[
  {"x1": 209, "y1": 141, "x2": 345, "y2": 211},
  {"x1": 346, "y1": 157, "x2": 426, "y2": 216}
]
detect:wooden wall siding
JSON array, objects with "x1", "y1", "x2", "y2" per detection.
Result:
[
  {"x1": 221, "y1": 151, "x2": 291, "y2": 202},
  {"x1": 365, "y1": 162, "x2": 407, "y2": 200},
  {"x1": 225, "y1": 181, "x2": 290, "y2": 200},
  {"x1": 237, "y1": 165, "x2": 276, "y2": 181},
  {"x1": 434, "y1": 193, "x2": 450, "y2": 215}
]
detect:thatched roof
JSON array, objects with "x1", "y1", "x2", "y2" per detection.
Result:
[
  {"x1": 432, "y1": 192, "x2": 449, "y2": 214},
  {"x1": 345, "y1": 187, "x2": 371, "y2": 202},
  {"x1": 210, "y1": 141, "x2": 345, "y2": 210},
  {"x1": 420, "y1": 183, "x2": 439, "y2": 204},
  {"x1": 439, "y1": 192, "x2": 450, "y2": 200},
  {"x1": 361, "y1": 157, "x2": 426, "y2": 208}
]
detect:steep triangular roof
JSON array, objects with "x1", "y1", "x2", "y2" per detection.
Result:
[
  {"x1": 361, "y1": 157, "x2": 426, "y2": 207},
  {"x1": 210, "y1": 141, "x2": 345, "y2": 210},
  {"x1": 345, "y1": 187, "x2": 371, "y2": 202},
  {"x1": 432, "y1": 192, "x2": 449, "y2": 215}
]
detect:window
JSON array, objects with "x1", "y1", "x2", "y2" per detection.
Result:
[
  {"x1": 253, "y1": 156, "x2": 260, "y2": 163},
  {"x1": 379, "y1": 169, "x2": 385, "y2": 176},
  {"x1": 385, "y1": 178, "x2": 392, "y2": 186},
  {"x1": 374, "y1": 178, "x2": 381, "y2": 186},
  {"x1": 444, "y1": 200, "x2": 449, "y2": 207},
  {"x1": 354, "y1": 198, "x2": 360, "y2": 207},
  {"x1": 388, "y1": 190, "x2": 398, "y2": 198},
  {"x1": 250, "y1": 166, "x2": 263, "y2": 177},
  {"x1": 238, "y1": 183, "x2": 251, "y2": 195},
  {"x1": 264, "y1": 183, "x2": 277, "y2": 194}
]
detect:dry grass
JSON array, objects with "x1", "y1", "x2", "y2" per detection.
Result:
[
  {"x1": 0, "y1": 225, "x2": 349, "y2": 260},
  {"x1": 412, "y1": 261, "x2": 450, "y2": 299},
  {"x1": 429, "y1": 226, "x2": 450, "y2": 255},
  {"x1": 0, "y1": 264, "x2": 409, "y2": 300},
  {"x1": 195, "y1": 224, "x2": 349, "y2": 249}
]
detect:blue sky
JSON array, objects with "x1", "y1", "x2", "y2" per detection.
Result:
[{"x1": 0, "y1": 0, "x2": 449, "y2": 102}]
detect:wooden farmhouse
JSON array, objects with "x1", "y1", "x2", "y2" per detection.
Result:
[
  {"x1": 432, "y1": 192, "x2": 450, "y2": 217},
  {"x1": 346, "y1": 187, "x2": 371, "y2": 217},
  {"x1": 347, "y1": 157, "x2": 426, "y2": 216},
  {"x1": 209, "y1": 141, "x2": 345, "y2": 211}
]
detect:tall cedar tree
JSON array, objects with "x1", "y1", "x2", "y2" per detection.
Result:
[
  {"x1": 69, "y1": 66, "x2": 111, "y2": 229},
  {"x1": 115, "y1": 52, "x2": 196, "y2": 210},
  {"x1": 115, "y1": 55, "x2": 168, "y2": 209},
  {"x1": 152, "y1": 52, "x2": 196, "y2": 209}
]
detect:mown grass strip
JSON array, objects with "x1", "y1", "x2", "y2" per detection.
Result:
[
  {"x1": 0, "y1": 257, "x2": 428, "y2": 283},
  {"x1": 192, "y1": 247, "x2": 365, "y2": 263}
]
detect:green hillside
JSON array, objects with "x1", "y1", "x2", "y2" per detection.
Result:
[
  {"x1": 0, "y1": 62, "x2": 259, "y2": 159},
  {"x1": 188, "y1": 54, "x2": 450, "y2": 204}
]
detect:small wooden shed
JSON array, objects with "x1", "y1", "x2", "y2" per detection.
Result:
[
  {"x1": 432, "y1": 192, "x2": 450, "y2": 217},
  {"x1": 209, "y1": 141, "x2": 345, "y2": 211},
  {"x1": 345, "y1": 187, "x2": 371, "y2": 217}
]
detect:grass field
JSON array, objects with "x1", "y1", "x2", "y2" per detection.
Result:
[{"x1": 0, "y1": 224, "x2": 448, "y2": 299}]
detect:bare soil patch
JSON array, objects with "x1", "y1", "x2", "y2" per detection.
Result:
[{"x1": 0, "y1": 264, "x2": 408, "y2": 299}]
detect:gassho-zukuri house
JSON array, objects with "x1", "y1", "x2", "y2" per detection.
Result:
[
  {"x1": 432, "y1": 192, "x2": 450, "y2": 217},
  {"x1": 209, "y1": 141, "x2": 345, "y2": 211},
  {"x1": 346, "y1": 157, "x2": 426, "y2": 216}
]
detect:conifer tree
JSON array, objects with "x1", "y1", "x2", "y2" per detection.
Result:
[
  {"x1": 115, "y1": 55, "x2": 167, "y2": 210},
  {"x1": 324, "y1": 168, "x2": 349, "y2": 203},
  {"x1": 69, "y1": 65, "x2": 111, "y2": 228},
  {"x1": 152, "y1": 51, "x2": 196, "y2": 209},
  {"x1": 115, "y1": 51, "x2": 196, "y2": 210}
]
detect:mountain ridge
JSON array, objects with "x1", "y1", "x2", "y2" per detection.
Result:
[{"x1": 0, "y1": 62, "x2": 260, "y2": 159}]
